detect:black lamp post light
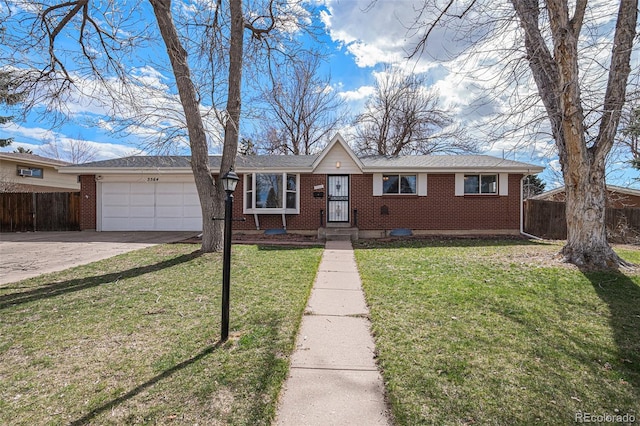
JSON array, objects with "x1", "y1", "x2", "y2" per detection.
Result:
[{"x1": 220, "y1": 168, "x2": 240, "y2": 342}]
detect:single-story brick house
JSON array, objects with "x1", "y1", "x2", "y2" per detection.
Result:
[{"x1": 59, "y1": 134, "x2": 544, "y2": 238}]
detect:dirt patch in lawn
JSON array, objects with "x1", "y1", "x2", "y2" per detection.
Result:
[{"x1": 178, "y1": 232, "x2": 322, "y2": 246}]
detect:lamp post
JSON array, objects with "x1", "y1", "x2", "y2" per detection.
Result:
[{"x1": 220, "y1": 168, "x2": 239, "y2": 342}]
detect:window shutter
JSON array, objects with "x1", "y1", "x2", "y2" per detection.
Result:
[
  {"x1": 499, "y1": 173, "x2": 508, "y2": 196},
  {"x1": 418, "y1": 173, "x2": 427, "y2": 196},
  {"x1": 373, "y1": 173, "x2": 383, "y2": 196},
  {"x1": 455, "y1": 173, "x2": 464, "y2": 196}
]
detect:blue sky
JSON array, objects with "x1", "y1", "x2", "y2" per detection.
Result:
[{"x1": 1, "y1": 0, "x2": 639, "y2": 189}]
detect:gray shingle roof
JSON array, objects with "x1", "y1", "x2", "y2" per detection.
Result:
[
  {"x1": 360, "y1": 155, "x2": 540, "y2": 170},
  {"x1": 0, "y1": 152, "x2": 72, "y2": 166},
  {"x1": 67, "y1": 154, "x2": 321, "y2": 169},
  {"x1": 64, "y1": 153, "x2": 541, "y2": 172}
]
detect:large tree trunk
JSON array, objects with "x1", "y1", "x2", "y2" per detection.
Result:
[
  {"x1": 561, "y1": 156, "x2": 622, "y2": 268},
  {"x1": 512, "y1": 0, "x2": 637, "y2": 269},
  {"x1": 150, "y1": 0, "x2": 224, "y2": 252},
  {"x1": 219, "y1": 0, "x2": 243, "y2": 182}
]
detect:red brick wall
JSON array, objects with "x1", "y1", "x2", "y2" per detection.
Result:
[
  {"x1": 232, "y1": 173, "x2": 524, "y2": 232},
  {"x1": 352, "y1": 174, "x2": 522, "y2": 231},
  {"x1": 80, "y1": 172, "x2": 524, "y2": 232},
  {"x1": 79, "y1": 175, "x2": 96, "y2": 230}
]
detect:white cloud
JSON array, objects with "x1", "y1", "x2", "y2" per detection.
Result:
[
  {"x1": 0, "y1": 122, "x2": 138, "y2": 160},
  {"x1": 339, "y1": 85, "x2": 374, "y2": 102}
]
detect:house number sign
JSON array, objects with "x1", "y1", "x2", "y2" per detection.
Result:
[{"x1": 147, "y1": 177, "x2": 159, "y2": 182}]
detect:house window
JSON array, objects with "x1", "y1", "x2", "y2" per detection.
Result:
[
  {"x1": 382, "y1": 174, "x2": 417, "y2": 194},
  {"x1": 464, "y1": 174, "x2": 497, "y2": 194},
  {"x1": 244, "y1": 173, "x2": 299, "y2": 213},
  {"x1": 16, "y1": 166, "x2": 43, "y2": 179}
]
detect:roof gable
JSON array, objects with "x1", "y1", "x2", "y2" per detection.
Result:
[{"x1": 312, "y1": 133, "x2": 364, "y2": 174}]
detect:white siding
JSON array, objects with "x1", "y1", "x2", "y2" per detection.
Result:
[{"x1": 314, "y1": 143, "x2": 362, "y2": 174}]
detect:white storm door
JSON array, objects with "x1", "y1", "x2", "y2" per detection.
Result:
[{"x1": 327, "y1": 175, "x2": 349, "y2": 223}]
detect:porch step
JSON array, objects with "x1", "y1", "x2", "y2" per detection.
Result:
[{"x1": 319, "y1": 227, "x2": 359, "y2": 241}]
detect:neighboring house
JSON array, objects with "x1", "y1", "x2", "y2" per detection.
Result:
[
  {"x1": 531, "y1": 185, "x2": 640, "y2": 209},
  {"x1": 0, "y1": 152, "x2": 80, "y2": 193},
  {"x1": 59, "y1": 134, "x2": 544, "y2": 238}
]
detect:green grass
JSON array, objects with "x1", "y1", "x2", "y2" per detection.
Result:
[
  {"x1": 0, "y1": 243, "x2": 322, "y2": 425},
  {"x1": 354, "y1": 239, "x2": 640, "y2": 425}
]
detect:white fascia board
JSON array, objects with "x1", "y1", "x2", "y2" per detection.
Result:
[{"x1": 1, "y1": 156, "x2": 69, "y2": 169}]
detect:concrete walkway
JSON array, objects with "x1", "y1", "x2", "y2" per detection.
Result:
[{"x1": 275, "y1": 240, "x2": 391, "y2": 426}]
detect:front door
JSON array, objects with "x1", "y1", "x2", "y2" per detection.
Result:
[{"x1": 327, "y1": 175, "x2": 349, "y2": 223}]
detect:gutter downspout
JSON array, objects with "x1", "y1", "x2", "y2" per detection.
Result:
[{"x1": 520, "y1": 174, "x2": 543, "y2": 240}]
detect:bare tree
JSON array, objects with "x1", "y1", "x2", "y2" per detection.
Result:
[
  {"x1": 619, "y1": 105, "x2": 640, "y2": 169},
  {"x1": 39, "y1": 136, "x2": 98, "y2": 164},
  {"x1": 353, "y1": 66, "x2": 474, "y2": 156},
  {"x1": 2, "y1": 1, "x2": 314, "y2": 252},
  {"x1": 408, "y1": 0, "x2": 637, "y2": 269},
  {"x1": 255, "y1": 52, "x2": 346, "y2": 155}
]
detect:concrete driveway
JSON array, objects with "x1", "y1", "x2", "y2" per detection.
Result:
[{"x1": 0, "y1": 231, "x2": 199, "y2": 285}]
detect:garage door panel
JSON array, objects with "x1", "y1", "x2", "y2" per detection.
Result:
[
  {"x1": 101, "y1": 181, "x2": 202, "y2": 231},
  {"x1": 130, "y1": 206, "x2": 155, "y2": 217},
  {"x1": 130, "y1": 193, "x2": 155, "y2": 206},
  {"x1": 156, "y1": 206, "x2": 183, "y2": 217},
  {"x1": 103, "y1": 193, "x2": 129, "y2": 205},
  {"x1": 103, "y1": 206, "x2": 129, "y2": 218},
  {"x1": 127, "y1": 218, "x2": 155, "y2": 230}
]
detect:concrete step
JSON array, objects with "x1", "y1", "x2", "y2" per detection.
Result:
[
  {"x1": 319, "y1": 227, "x2": 359, "y2": 241},
  {"x1": 326, "y1": 233, "x2": 353, "y2": 241}
]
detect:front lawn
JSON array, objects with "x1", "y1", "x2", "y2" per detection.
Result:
[
  {"x1": 355, "y1": 239, "x2": 640, "y2": 425},
  {"x1": 0, "y1": 243, "x2": 322, "y2": 425}
]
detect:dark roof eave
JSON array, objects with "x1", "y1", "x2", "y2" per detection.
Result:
[{"x1": 361, "y1": 166, "x2": 545, "y2": 173}]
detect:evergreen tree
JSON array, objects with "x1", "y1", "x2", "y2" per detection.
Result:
[
  {"x1": 0, "y1": 70, "x2": 26, "y2": 147},
  {"x1": 523, "y1": 174, "x2": 546, "y2": 199},
  {"x1": 13, "y1": 146, "x2": 33, "y2": 154}
]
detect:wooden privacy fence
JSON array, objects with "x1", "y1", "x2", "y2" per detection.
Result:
[
  {"x1": 524, "y1": 199, "x2": 640, "y2": 242},
  {"x1": 0, "y1": 192, "x2": 80, "y2": 232}
]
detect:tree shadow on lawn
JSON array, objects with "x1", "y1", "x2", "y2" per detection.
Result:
[
  {"x1": 70, "y1": 313, "x2": 289, "y2": 425},
  {"x1": 584, "y1": 270, "x2": 640, "y2": 399},
  {"x1": 0, "y1": 250, "x2": 202, "y2": 310},
  {"x1": 69, "y1": 341, "x2": 224, "y2": 426}
]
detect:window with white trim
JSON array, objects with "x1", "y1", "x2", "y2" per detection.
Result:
[
  {"x1": 382, "y1": 174, "x2": 417, "y2": 194},
  {"x1": 464, "y1": 174, "x2": 497, "y2": 194},
  {"x1": 244, "y1": 173, "x2": 299, "y2": 213}
]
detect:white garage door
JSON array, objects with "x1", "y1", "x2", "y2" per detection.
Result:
[{"x1": 101, "y1": 182, "x2": 202, "y2": 231}]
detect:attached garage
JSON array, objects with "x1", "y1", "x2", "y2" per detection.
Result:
[{"x1": 98, "y1": 177, "x2": 202, "y2": 231}]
